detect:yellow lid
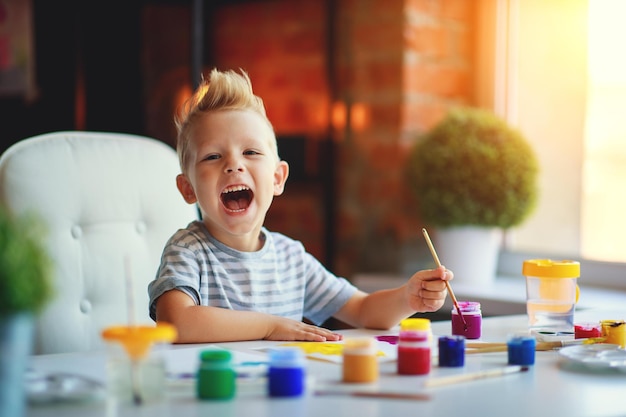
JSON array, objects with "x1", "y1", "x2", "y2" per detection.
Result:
[
  {"x1": 400, "y1": 318, "x2": 431, "y2": 331},
  {"x1": 102, "y1": 323, "x2": 177, "y2": 360},
  {"x1": 522, "y1": 259, "x2": 580, "y2": 278}
]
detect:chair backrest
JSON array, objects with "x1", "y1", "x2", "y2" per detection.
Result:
[{"x1": 0, "y1": 131, "x2": 197, "y2": 354}]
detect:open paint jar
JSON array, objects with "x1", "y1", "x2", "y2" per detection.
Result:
[
  {"x1": 451, "y1": 301, "x2": 482, "y2": 339},
  {"x1": 601, "y1": 320, "x2": 626, "y2": 348}
]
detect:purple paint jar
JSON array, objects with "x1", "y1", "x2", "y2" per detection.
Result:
[{"x1": 451, "y1": 301, "x2": 482, "y2": 339}]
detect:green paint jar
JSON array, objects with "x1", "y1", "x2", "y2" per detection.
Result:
[{"x1": 197, "y1": 349, "x2": 236, "y2": 400}]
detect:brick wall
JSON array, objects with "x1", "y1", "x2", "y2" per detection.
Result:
[
  {"x1": 145, "y1": 0, "x2": 474, "y2": 279},
  {"x1": 332, "y1": 0, "x2": 474, "y2": 277}
]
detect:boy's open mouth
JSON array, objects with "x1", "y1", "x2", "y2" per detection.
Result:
[{"x1": 221, "y1": 185, "x2": 253, "y2": 212}]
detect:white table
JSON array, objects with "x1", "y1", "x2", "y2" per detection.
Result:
[{"x1": 27, "y1": 308, "x2": 626, "y2": 417}]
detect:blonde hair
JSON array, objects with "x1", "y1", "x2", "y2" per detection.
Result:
[{"x1": 175, "y1": 68, "x2": 275, "y2": 174}]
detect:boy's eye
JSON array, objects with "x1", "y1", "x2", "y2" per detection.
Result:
[
  {"x1": 244, "y1": 150, "x2": 261, "y2": 156},
  {"x1": 203, "y1": 154, "x2": 220, "y2": 161}
]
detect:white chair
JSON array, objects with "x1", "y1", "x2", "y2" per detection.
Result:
[{"x1": 0, "y1": 131, "x2": 197, "y2": 354}]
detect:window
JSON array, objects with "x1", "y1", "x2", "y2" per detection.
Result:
[
  {"x1": 477, "y1": 0, "x2": 626, "y2": 288},
  {"x1": 582, "y1": 0, "x2": 626, "y2": 263}
]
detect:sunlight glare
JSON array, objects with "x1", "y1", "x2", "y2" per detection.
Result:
[{"x1": 582, "y1": 0, "x2": 626, "y2": 262}]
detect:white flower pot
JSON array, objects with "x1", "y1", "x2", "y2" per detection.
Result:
[{"x1": 434, "y1": 226, "x2": 502, "y2": 286}]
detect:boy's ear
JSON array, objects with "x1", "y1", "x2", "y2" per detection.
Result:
[
  {"x1": 273, "y1": 160, "x2": 289, "y2": 196},
  {"x1": 176, "y1": 174, "x2": 198, "y2": 204}
]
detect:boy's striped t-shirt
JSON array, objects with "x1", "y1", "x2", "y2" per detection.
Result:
[{"x1": 148, "y1": 221, "x2": 357, "y2": 325}]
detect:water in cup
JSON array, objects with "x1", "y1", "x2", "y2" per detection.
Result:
[{"x1": 526, "y1": 299, "x2": 575, "y2": 331}]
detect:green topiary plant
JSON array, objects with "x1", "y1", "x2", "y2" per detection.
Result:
[
  {"x1": 0, "y1": 206, "x2": 53, "y2": 316},
  {"x1": 406, "y1": 107, "x2": 539, "y2": 229}
]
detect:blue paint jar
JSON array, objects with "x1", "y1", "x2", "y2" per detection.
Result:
[
  {"x1": 197, "y1": 349, "x2": 236, "y2": 400},
  {"x1": 507, "y1": 334, "x2": 536, "y2": 366},
  {"x1": 268, "y1": 347, "x2": 306, "y2": 397},
  {"x1": 438, "y1": 335, "x2": 465, "y2": 367}
]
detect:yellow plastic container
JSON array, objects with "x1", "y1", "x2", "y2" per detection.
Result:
[{"x1": 522, "y1": 259, "x2": 580, "y2": 333}]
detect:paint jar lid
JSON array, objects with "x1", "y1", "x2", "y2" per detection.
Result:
[
  {"x1": 101, "y1": 323, "x2": 177, "y2": 360},
  {"x1": 400, "y1": 318, "x2": 431, "y2": 331},
  {"x1": 200, "y1": 349, "x2": 232, "y2": 363},
  {"x1": 522, "y1": 259, "x2": 580, "y2": 278},
  {"x1": 343, "y1": 337, "x2": 377, "y2": 355},
  {"x1": 269, "y1": 347, "x2": 306, "y2": 368}
]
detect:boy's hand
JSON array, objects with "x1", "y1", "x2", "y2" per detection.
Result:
[
  {"x1": 405, "y1": 265, "x2": 453, "y2": 312},
  {"x1": 265, "y1": 316, "x2": 342, "y2": 342}
]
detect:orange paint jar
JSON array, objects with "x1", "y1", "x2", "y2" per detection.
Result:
[{"x1": 342, "y1": 338, "x2": 378, "y2": 383}]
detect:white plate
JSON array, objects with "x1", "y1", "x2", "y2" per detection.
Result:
[
  {"x1": 559, "y1": 344, "x2": 626, "y2": 372},
  {"x1": 25, "y1": 372, "x2": 104, "y2": 403}
]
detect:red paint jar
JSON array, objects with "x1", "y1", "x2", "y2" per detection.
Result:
[
  {"x1": 397, "y1": 318, "x2": 431, "y2": 375},
  {"x1": 452, "y1": 301, "x2": 482, "y2": 339},
  {"x1": 574, "y1": 322, "x2": 602, "y2": 339}
]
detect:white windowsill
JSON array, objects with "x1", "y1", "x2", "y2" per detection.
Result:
[{"x1": 351, "y1": 273, "x2": 626, "y2": 317}]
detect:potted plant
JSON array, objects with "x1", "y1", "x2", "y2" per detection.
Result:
[
  {"x1": 0, "y1": 206, "x2": 53, "y2": 417},
  {"x1": 406, "y1": 107, "x2": 538, "y2": 285}
]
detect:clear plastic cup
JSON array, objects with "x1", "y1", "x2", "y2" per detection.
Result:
[
  {"x1": 101, "y1": 323, "x2": 177, "y2": 404},
  {"x1": 522, "y1": 259, "x2": 580, "y2": 334}
]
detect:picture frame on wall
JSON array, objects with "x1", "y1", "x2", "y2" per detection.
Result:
[{"x1": 0, "y1": 0, "x2": 36, "y2": 99}]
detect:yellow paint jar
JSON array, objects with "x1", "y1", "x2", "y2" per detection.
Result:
[
  {"x1": 342, "y1": 337, "x2": 378, "y2": 383},
  {"x1": 601, "y1": 320, "x2": 626, "y2": 348}
]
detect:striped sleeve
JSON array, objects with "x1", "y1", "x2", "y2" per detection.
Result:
[{"x1": 148, "y1": 226, "x2": 204, "y2": 320}]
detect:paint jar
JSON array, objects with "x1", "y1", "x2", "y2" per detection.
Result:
[
  {"x1": 507, "y1": 333, "x2": 536, "y2": 366},
  {"x1": 438, "y1": 335, "x2": 465, "y2": 367},
  {"x1": 451, "y1": 301, "x2": 482, "y2": 339},
  {"x1": 523, "y1": 259, "x2": 580, "y2": 334},
  {"x1": 101, "y1": 324, "x2": 177, "y2": 404},
  {"x1": 601, "y1": 320, "x2": 626, "y2": 348},
  {"x1": 197, "y1": 349, "x2": 236, "y2": 400},
  {"x1": 397, "y1": 318, "x2": 431, "y2": 375},
  {"x1": 342, "y1": 338, "x2": 378, "y2": 383},
  {"x1": 574, "y1": 322, "x2": 602, "y2": 339},
  {"x1": 268, "y1": 347, "x2": 306, "y2": 397}
]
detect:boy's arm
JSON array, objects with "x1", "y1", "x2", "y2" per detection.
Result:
[
  {"x1": 333, "y1": 266, "x2": 452, "y2": 330},
  {"x1": 155, "y1": 289, "x2": 342, "y2": 343}
]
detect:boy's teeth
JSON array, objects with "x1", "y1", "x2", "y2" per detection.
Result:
[{"x1": 223, "y1": 186, "x2": 249, "y2": 193}]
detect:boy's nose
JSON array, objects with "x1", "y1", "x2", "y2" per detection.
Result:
[{"x1": 224, "y1": 158, "x2": 244, "y2": 173}]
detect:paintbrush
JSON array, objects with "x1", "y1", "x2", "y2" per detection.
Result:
[
  {"x1": 124, "y1": 256, "x2": 143, "y2": 406},
  {"x1": 315, "y1": 389, "x2": 431, "y2": 401},
  {"x1": 424, "y1": 365, "x2": 528, "y2": 388},
  {"x1": 466, "y1": 337, "x2": 605, "y2": 354},
  {"x1": 421, "y1": 228, "x2": 468, "y2": 330}
]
